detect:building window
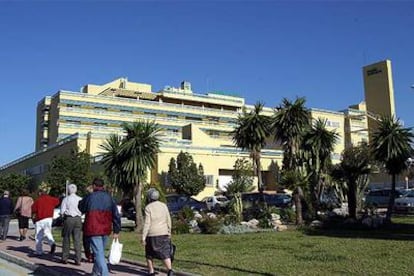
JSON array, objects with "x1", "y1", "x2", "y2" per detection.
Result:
[
  {"x1": 94, "y1": 106, "x2": 108, "y2": 111},
  {"x1": 67, "y1": 104, "x2": 81, "y2": 108},
  {"x1": 205, "y1": 175, "x2": 214, "y2": 187},
  {"x1": 144, "y1": 112, "x2": 157, "y2": 117},
  {"x1": 185, "y1": 116, "x2": 202, "y2": 121},
  {"x1": 326, "y1": 120, "x2": 340, "y2": 128},
  {"x1": 66, "y1": 120, "x2": 81, "y2": 124}
]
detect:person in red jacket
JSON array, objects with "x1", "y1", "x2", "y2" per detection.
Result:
[{"x1": 31, "y1": 188, "x2": 60, "y2": 256}]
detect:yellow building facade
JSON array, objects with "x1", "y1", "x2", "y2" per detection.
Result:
[
  {"x1": 2, "y1": 60, "x2": 391, "y2": 197},
  {"x1": 363, "y1": 60, "x2": 396, "y2": 139}
]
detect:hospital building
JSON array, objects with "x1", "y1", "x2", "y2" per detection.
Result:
[{"x1": 0, "y1": 60, "x2": 395, "y2": 198}]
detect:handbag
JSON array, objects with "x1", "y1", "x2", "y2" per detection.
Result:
[
  {"x1": 108, "y1": 238, "x2": 123, "y2": 265},
  {"x1": 170, "y1": 241, "x2": 176, "y2": 262},
  {"x1": 15, "y1": 207, "x2": 21, "y2": 217}
]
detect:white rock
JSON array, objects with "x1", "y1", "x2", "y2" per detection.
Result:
[
  {"x1": 247, "y1": 219, "x2": 259, "y2": 228},
  {"x1": 277, "y1": 225, "x2": 288, "y2": 231},
  {"x1": 194, "y1": 212, "x2": 202, "y2": 219},
  {"x1": 271, "y1": 213, "x2": 281, "y2": 220}
]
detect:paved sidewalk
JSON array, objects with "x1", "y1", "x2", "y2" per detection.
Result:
[{"x1": 0, "y1": 220, "x2": 188, "y2": 276}]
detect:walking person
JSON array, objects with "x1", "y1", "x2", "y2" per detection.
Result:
[
  {"x1": 79, "y1": 178, "x2": 121, "y2": 276},
  {"x1": 31, "y1": 188, "x2": 59, "y2": 255},
  {"x1": 0, "y1": 191, "x2": 14, "y2": 241},
  {"x1": 142, "y1": 188, "x2": 174, "y2": 276},
  {"x1": 60, "y1": 184, "x2": 82, "y2": 265},
  {"x1": 14, "y1": 189, "x2": 34, "y2": 241}
]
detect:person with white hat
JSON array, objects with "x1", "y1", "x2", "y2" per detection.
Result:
[
  {"x1": 0, "y1": 190, "x2": 14, "y2": 241},
  {"x1": 142, "y1": 188, "x2": 174, "y2": 276}
]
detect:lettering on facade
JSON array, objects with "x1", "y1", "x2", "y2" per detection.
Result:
[{"x1": 366, "y1": 68, "x2": 383, "y2": 76}]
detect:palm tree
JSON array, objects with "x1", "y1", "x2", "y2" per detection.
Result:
[
  {"x1": 280, "y1": 169, "x2": 308, "y2": 225},
  {"x1": 100, "y1": 121, "x2": 161, "y2": 232},
  {"x1": 118, "y1": 121, "x2": 161, "y2": 231},
  {"x1": 371, "y1": 116, "x2": 414, "y2": 222},
  {"x1": 331, "y1": 143, "x2": 371, "y2": 219},
  {"x1": 272, "y1": 97, "x2": 311, "y2": 224},
  {"x1": 232, "y1": 103, "x2": 272, "y2": 192},
  {"x1": 272, "y1": 97, "x2": 311, "y2": 170},
  {"x1": 100, "y1": 134, "x2": 130, "y2": 195},
  {"x1": 302, "y1": 118, "x2": 339, "y2": 213}
]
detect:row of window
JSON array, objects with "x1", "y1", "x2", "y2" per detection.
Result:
[
  {"x1": 326, "y1": 120, "x2": 341, "y2": 128},
  {"x1": 64, "y1": 104, "x2": 230, "y2": 124},
  {"x1": 62, "y1": 100, "x2": 235, "y2": 122}
]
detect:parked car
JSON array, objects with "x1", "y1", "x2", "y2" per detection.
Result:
[
  {"x1": 394, "y1": 190, "x2": 414, "y2": 213},
  {"x1": 52, "y1": 207, "x2": 63, "y2": 227},
  {"x1": 265, "y1": 194, "x2": 292, "y2": 208},
  {"x1": 52, "y1": 206, "x2": 86, "y2": 227},
  {"x1": 364, "y1": 189, "x2": 407, "y2": 208},
  {"x1": 119, "y1": 198, "x2": 136, "y2": 221},
  {"x1": 228, "y1": 192, "x2": 291, "y2": 209},
  {"x1": 166, "y1": 194, "x2": 207, "y2": 214},
  {"x1": 201, "y1": 195, "x2": 230, "y2": 211}
]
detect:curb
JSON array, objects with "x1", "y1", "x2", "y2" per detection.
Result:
[
  {"x1": 0, "y1": 248, "x2": 197, "y2": 276},
  {"x1": 0, "y1": 250, "x2": 62, "y2": 276}
]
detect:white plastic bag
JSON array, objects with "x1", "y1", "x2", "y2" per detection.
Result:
[{"x1": 109, "y1": 238, "x2": 123, "y2": 265}]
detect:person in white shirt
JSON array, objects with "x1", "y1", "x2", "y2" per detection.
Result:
[{"x1": 60, "y1": 183, "x2": 82, "y2": 265}]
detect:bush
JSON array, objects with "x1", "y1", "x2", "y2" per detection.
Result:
[
  {"x1": 279, "y1": 208, "x2": 295, "y2": 223},
  {"x1": 172, "y1": 217, "x2": 190, "y2": 234},
  {"x1": 223, "y1": 214, "x2": 239, "y2": 225},
  {"x1": 178, "y1": 206, "x2": 195, "y2": 221},
  {"x1": 219, "y1": 224, "x2": 255, "y2": 234},
  {"x1": 198, "y1": 216, "x2": 222, "y2": 234},
  {"x1": 242, "y1": 206, "x2": 265, "y2": 221}
]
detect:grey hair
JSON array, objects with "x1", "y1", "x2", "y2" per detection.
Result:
[
  {"x1": 147, "y1": 188, "x2": 160, "y2": 201},
  {"x1": 68, "y1": 184, "x2": 77, "y2": 195}
]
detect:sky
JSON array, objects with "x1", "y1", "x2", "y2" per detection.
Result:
[{"x1": 0, "y1": 1, "x2": 414, "y2": 166}]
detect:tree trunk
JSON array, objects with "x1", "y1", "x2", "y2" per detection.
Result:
[
  {"x1": 347, "y1": 181, "x2": 357, "y2": 219},
  {"x1": 385, "y1": 174, "x2": 396, "y2": 223},
  {"x1": 134, "y1": 183, "x2": 144, "y2": 233},
  {"x1": 251, "y1": 151, "x2": 263, "y2": 193},
  {"x1": 311, "y1": 174, "x2": 320, "y2": 218},
  {"x1": 293, "y1": 186, "x2": 303, "y2": 225},
  {"x1": 256, "y1": 156, "x2": 263, "y2": 192}
]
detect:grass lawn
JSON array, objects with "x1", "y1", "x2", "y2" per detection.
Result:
[{"x1": 55, "y1": 216, "x2": 414, "y2": 275}]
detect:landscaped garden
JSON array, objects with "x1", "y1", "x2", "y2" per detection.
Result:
[{"x1": 52, "y1": 216, "x2": 414, "y2": 275}]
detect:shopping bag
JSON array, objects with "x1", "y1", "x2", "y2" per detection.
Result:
[{"x1": 109, "y1": 238, "x2": 123, "y2": 265}]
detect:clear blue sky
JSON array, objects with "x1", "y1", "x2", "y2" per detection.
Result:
[{"x1": 1, "y1": 1, "x2": 414, "y2": 165}]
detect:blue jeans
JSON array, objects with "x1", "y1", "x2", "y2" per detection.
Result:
[{"x1": 90, "y1": 235, "x2": 109, "y2": 276}]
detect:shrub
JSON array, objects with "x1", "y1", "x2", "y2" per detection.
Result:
[
  {"x1": 219, "y1": 224, "x2": 255, "y2": 234},
  {"x1": 279, "y1": 208, "x2": 295, "y2": 223},
  {"x1": 178, "y1": 206, "x2": 195, "y2": 221},
  {"x1": 198, "y1": 216, "x2": 222, "y2": 234},
  {"x1": 242, "y1": 206, "x2": 265, "y2": 221},
  {"x1": 223, "y1": 214, "x2": 239, "y2": 225},
  {"x1": 172, "y1": 217, "x2": 190, "y2": 234}
]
